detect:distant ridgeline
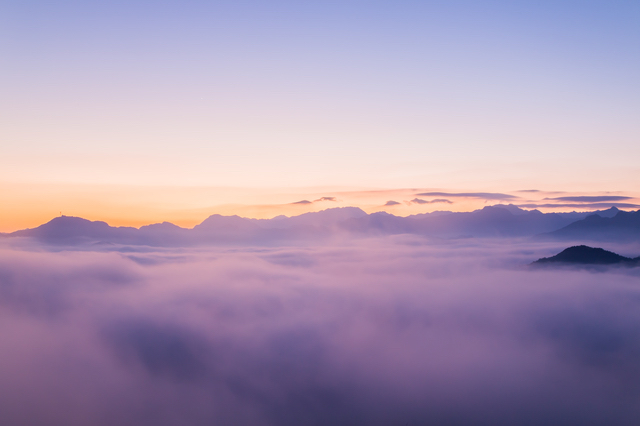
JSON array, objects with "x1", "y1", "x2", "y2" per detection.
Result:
[
  {"x1": 532, "y1": 245, "x2": 640, "y2": 267},
  {"x1": 537, "y1": 208, "x2": 640, "y2": 242},
  {"x1": 2, "y1": 205, "x2": 639, "y2": 247}
]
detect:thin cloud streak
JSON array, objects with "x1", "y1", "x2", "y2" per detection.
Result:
[
  {"x1": 410, "y1": 198, "x2": 452, "y2": 205},
  {"x1": 544, "y1": 196, "x2": 633, "y2": 202},
  {"x1": 416, "y1": 192, "x2": 518, "y2": 200}
]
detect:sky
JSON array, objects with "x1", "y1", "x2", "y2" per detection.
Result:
[
  {"x1": 1, "y1": 1, "x2": 639, "y2": 229},
  {"x1": 2, "y1": 4, "x2": 640, "y2": 422}
]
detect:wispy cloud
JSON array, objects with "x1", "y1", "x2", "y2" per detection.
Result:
[
  {"x1": 410, "y1": 198, "x2": 453, "y2": 205},
  {"x1": 411, "y1": 198, "x2": 429, "y2": 204},
  {"x1": 292, "y1": 197, "x2": 337, "y2": 205},
  {"x1": 544, "y1": 196, "x2": 633, "y2": 203},
  {"x1": 416, "y1": 192, "x2": 518, "y2": 200}
]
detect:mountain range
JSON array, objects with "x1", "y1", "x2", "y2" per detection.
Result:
[
  {"x1": 537, "y1": 209, "x2": 640, "y2": 242},
  {"x1": 3, "y1": 205, "x2": 639, "y2": 247}
]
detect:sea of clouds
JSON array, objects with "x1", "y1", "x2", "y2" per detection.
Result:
[{"x1": 1, "y1": 236, "x2": 640, "y2": 425}]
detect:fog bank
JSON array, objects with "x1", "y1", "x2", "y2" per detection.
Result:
[{"x1": 1, "y1": 238, "x2": 640, "y2": 425}]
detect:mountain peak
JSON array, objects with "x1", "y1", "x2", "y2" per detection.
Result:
[
  {"x1": 10, "y1": 215, "x2": 114, "y2": 240},
  {"x1": 48, "y1": 215, "x2": 96, "y2": 224},
  {"x1": 194, "y1": 214, "x2": 258, "y2": 231},
  {"x1": 493, "y1": 204, "x2": 529, "y2": 215}
]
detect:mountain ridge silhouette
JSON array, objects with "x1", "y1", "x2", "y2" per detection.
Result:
[
  {"x1": 538, "y1": 209, "x2": 640, "y2": 242},
  {"x1": 4, "y1": 205, "x2": 637, "y2": 247}
]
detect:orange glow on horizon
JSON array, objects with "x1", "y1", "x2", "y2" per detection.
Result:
[{"x1": 1, "y1": 182, "x2": 638, "y2": 233}]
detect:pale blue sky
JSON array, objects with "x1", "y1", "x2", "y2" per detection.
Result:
[{"x1": 1, "y1": 0, "x2": 639, "y2": 188}]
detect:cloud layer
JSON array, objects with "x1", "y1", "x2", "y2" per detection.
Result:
[
  {"x1": 1, "y1": 239, "x2": 640, "y2": 425},
  {"x1": 545, "y1": 196, "x2": 633, "y2": 202},
  {"x1": 416, "y1": 191, "x2": 518, "y2": 200}
]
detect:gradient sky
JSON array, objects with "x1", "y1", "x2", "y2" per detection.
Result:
[{"x1": 1, "y1": 1, "x2": 639, "y2": 228}]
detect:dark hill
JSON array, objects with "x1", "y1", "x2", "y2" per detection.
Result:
[{"x1": 533, "y1": 245, "x2": 640, "y2": 266}]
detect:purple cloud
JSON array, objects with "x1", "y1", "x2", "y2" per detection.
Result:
[
  {"x1": 416, "y1": 192, "x2": 517, "y2": 200},
  {"x1": 544, "y1": 196, "x2": 633, "y2": 203},
  {"x1": 1, "y1": 240, "x2": 640, "y2": 425},
  {"x1": 410, "y1": 198, "x2": 453, "y2": 205}
]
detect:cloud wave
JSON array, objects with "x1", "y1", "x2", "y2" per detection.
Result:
[{"x1": 1, "y1": 240, "x2": 640, "y2": 425}]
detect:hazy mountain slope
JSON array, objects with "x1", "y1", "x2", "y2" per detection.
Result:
[
  {"x1": 10, "y1": 216, "x2": 140, "y2": 245},
  {"x1": 538, "y1": 210, "x2": 640, "y2": 242},
  {"x1": 343, "y1": 205, "x2": 596, "y2": 238},
  {"x1": 6, "y1": 206, "x2": 634, "y2": 246}
]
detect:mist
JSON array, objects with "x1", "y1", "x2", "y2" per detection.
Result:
[{"x1": 1, "y1": 237, "x2": 640, "y2": 425}]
